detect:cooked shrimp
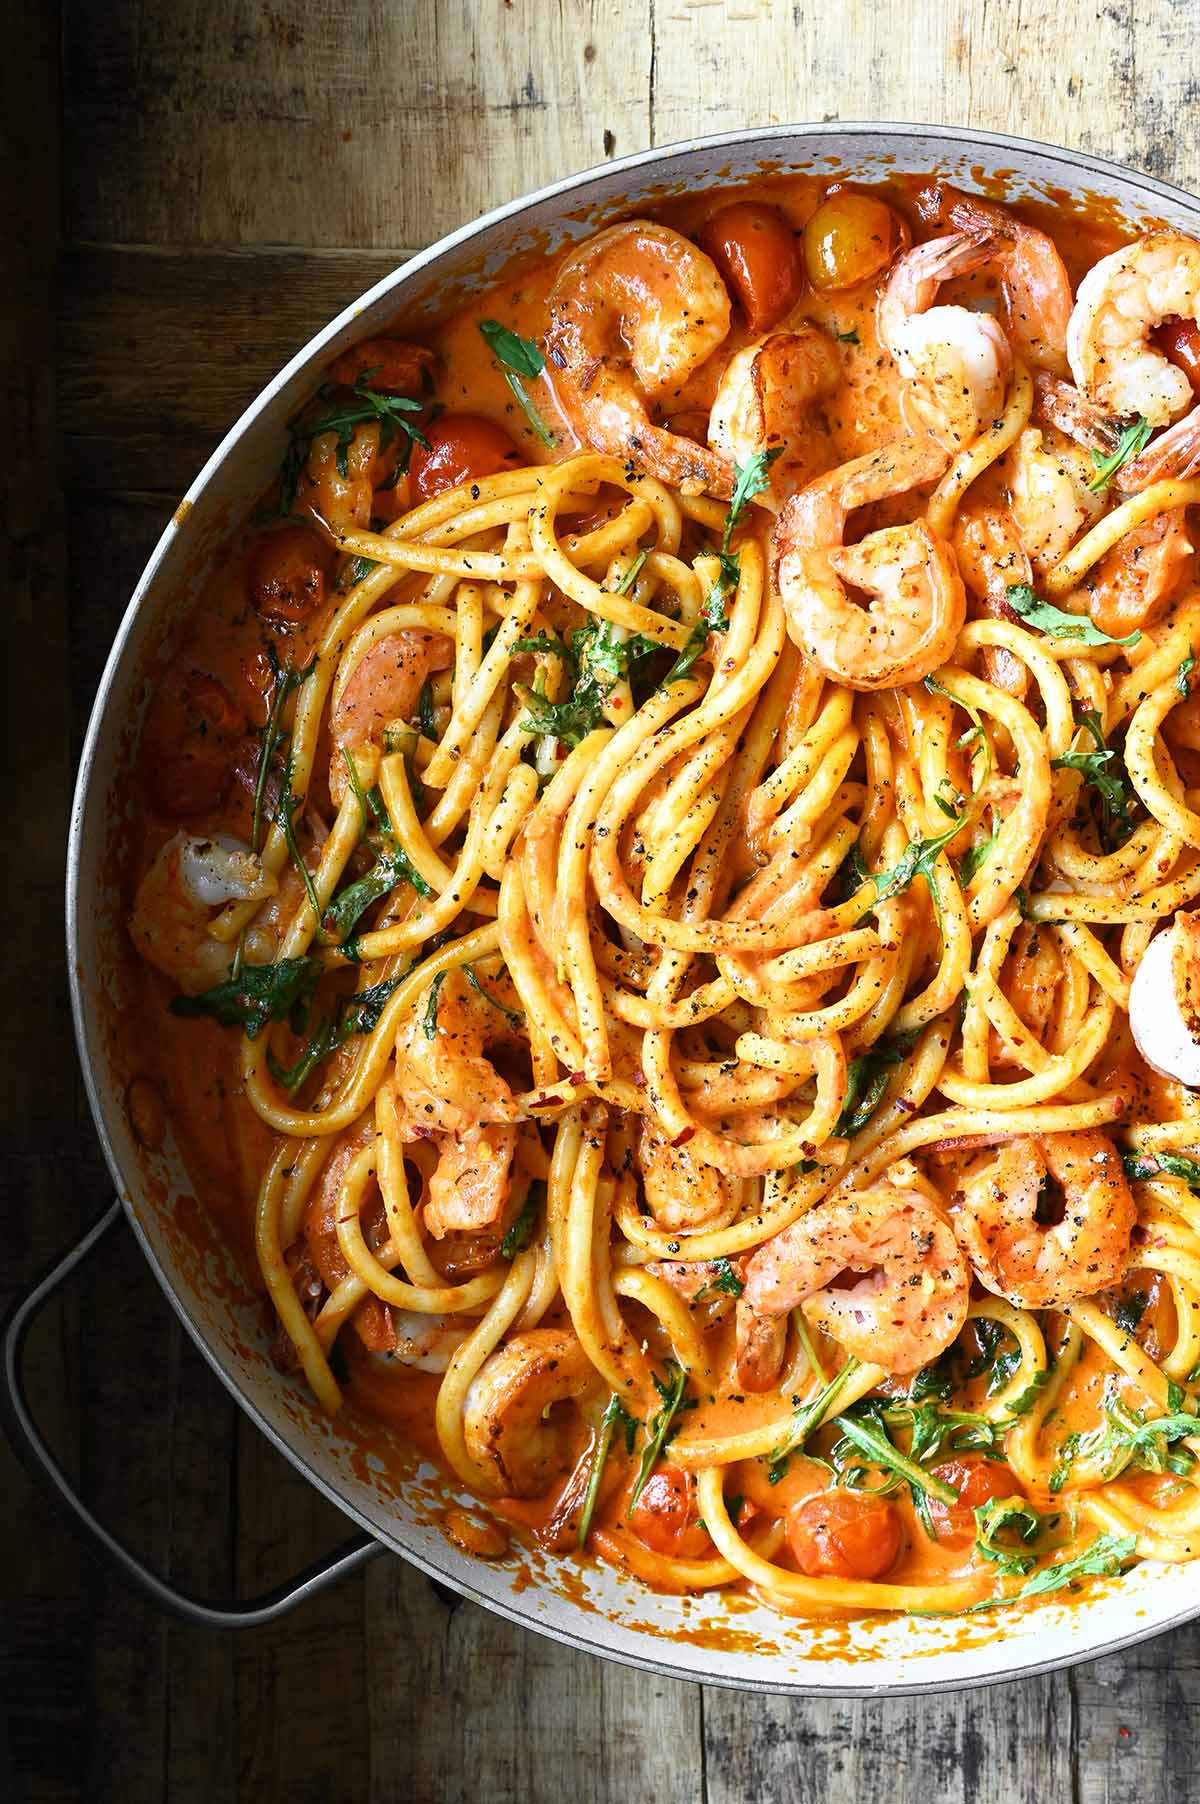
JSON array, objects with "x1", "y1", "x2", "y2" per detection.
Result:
[
  {"x1": 331, "y1": 628, "x2": 454, "y2": 800},
  {"x1": 463, "y1": 1327, "x2": 601, "y2": 1496},
  {"x1": 952, "y1": 505, "x2": 1033, "y2": 696},
  {"x1": 1130, "y1": 909, "x2": 1200, "y2": 1085},
  {"x1": 740, "y1": 1187, "x2": 970, "y2": 1375},
  {"x1": 1033, "y1": 370, "x2": 1121, "y2": 456},
  {"x1": 1007, "y1": 425, "x2": 1105, "y2": 572},
  {"x1": 708, "y1": 326, "x2": 842, "y2": 506},
  {"x1": 378, "y1": 1311, "x2": 470, "y2": 1374},
  {"x1": 129, "y1": 831, "x2": 276, "y2": 993},
  {"x1": 302, "y1": 1129, "x2": 397, "y2": 1352},
  {"x1": 952, "y1": 1132, "x2": 1135, "y2": 1309},
  {"x1": 637, "y1": 1121, "x2": 741, "y2": 1233},
  {"x1": 877, "y1": 229, "x2": 1013, "y2": 449},
  {"x1": 734, "y1": 1301, "x2": 788, "y2": 1393},
  {"x1": 1117, "y1": 403, "x2": 1200, "y2": 489},
  {"x1": 424, "y1": 1123, "x2": 519, "y2": 1241},
  {"x1": 917, "y1": 186, "x2": 1073, "y2": 375},
  {"x1": 544, "y1": 220, "x2": 734, "y2": 495},
  {"x1": 1067, "y1": 230, "x2": 1200, "y2": 425},
  {"x1": 773, "y1": 436, "x2": 966, "y2": 690},
  {"x1": 1068, "y1": 506, "x2": 1193, "y2": 638}
]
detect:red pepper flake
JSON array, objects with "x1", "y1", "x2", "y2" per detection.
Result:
[
  {"x1": 1118, "y1": 1726, "x2": 1131, "y2": 1739},
  {"x1": 529, "y1": 1094, "x2": 558, "y2": 1109},
  {"x1": 569, "y1": 1070, "x2": 586, "y2": 1085},
  {"x1": 896, "y1": 1097, "x2": 916, "y2": 1114},
  {"x1": 671, "y1": 1126, "x2": 696, "y2": 1148},
  {"x1": 413, "y1": 1125, "x2": 435, "y2": 1139}
]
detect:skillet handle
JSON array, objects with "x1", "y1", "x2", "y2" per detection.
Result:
[{"x1": 0, "y1": 1198, "x2": 384, "y2": 1627}]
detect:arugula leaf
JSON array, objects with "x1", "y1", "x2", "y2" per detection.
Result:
[
  {"x1": 1088, "y1": 415, "x2": 1152, "y2": 492},
  {"x1": 1051, "y1": 1394, "x2": 1198, "y2": 1492},
  {"x1": 281, "y1": 379, "x2": 430, "y2": 512},
  {"x1": 1012, "y1": 1533, "x2": 1136, "y2": 1600},
  {"x1": 830, "y1": 1408, "x2": 960, "y2": 1527},
  {"x1": 1123, "y1": 1149, "x2": 1200, "y2": 1190},
  {"x1": 1179, "y1": 651, "x2": 1196, "y2": 698},
  {"x1": 766, "y1": 1358, "x2": 861, "y2": 1484},
  {"x1": 1113, "y1": 1288, "x2": 1149, "y2": 1339},
  {"x1": 170, "y1": 956, "x2": 322, "y2": 1040},
  {"x1": 322, "y1": 843, "x2": 431, "y2": 949},
  {"x1": 337, "y1": 554, "x2": 379, "y2": 592},
  {"x1": 1006, "y1": 582, "x2": 1140, "y2": 649},
  {"x1": 501, "y1": 1179, "x2": 544, "y2": 1259},
  {"x1": 251, "y1": 648, "x2": 315, "y2": 857},
  {"x1": 973, "y1": 1496, "x2": 1053, "y2": 1577},
  {"x1": 925, "y1": 676, "x2": 993, "y2": 795},
  {"x1": 627, "y1": 1362, "x2": 692, "y2": 1514},
  {"x1": 1051, "y1": 708, "x2": 1136, "y2": 851},
  {"x1": 693, "y1": 1256, "x2": 745, "y2": 1301},
  {"x1": 832, "y1": 1032, "x2": 920, "y2": 1139},
  {"x1": 266, "y1": 973, "x2": 403, "y2": 1092},
  {"x1": 277, "y1": 765, "x2": 322, "y2": 924},
  {"x1": 615, "y1": 548, "x2": 648, "y2": 595},
  {"x1": 836, "y1": 326, "x2": 860, "y2": 345},
  {"x1": 578, "y1": 1392, "x2": 639, "y2": 1548},
  {"x1": 960, "y1": 814, "x2": 1001, "y2": 882},
  {"x1": 869, "y1": 814, "x2": 966, "y2": 910},
  {"x1": 421, "y1": 970, "x2": 447, "y2": 1040},
  {"x1": 520, "y1": 615, "x2": 662, "y2": 746},
  {"x1": 478, "y1": 319, "x2": 555, "y2": 447},
  {"x1": 726, "y1": 447, "x2": 783, "y2": 538},
  {"x1": 463, "y1": 962, "x2": 525, "y2": 1030}
]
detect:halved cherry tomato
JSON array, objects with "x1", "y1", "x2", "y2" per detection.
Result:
[
  {"x1": 785, "y1": 1489, "x2": 903, "y2": 1580},
  {"x1": 247, "y1": 523, "x2": 334, "y2": 626},
  {"x1": 628, "y1": 1468, "x2": 715, "y2": 1560},
  {"x1": 699, "y1": 201, "x2": 803, "y2": 332},
  {"x1": 803, "y1": 189, "x2": 899, "y2": 292},
  {"x1": 408, "y1": 412, "x2": 522, "y2": 503},
  {"x1": 145, "y1": 668, "x2": 244, "y2": 818},
  {"x1": 926, "y1": 1457, "x2": 1023, "y2": 1550},
  {"x1": 1154, "y1": 317, "x2": 1200, "y2": 400},
  {"x1": 328, "y1": 335, "x2": 436, "y2": 394}
]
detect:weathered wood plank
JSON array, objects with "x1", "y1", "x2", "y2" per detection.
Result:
[
  {"x1": 1073, "y1": 1625, "x2": 1200, "y2": 1804},
  {"x1": 703, "y1": 1670, "x2": 1074, "y2": 1804},
  {"x1": 363, "y1": 1554, "x2": 704, "y2": 1804},
  {"x1": 61, "y1": 0, "x2": 652, "y2": 249}
]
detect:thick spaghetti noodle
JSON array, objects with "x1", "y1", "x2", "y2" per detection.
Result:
[{"x1": 127, "y1": 175, "x2": 1200, "y2": 1620}]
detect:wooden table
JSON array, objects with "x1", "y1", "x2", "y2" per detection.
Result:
[{"x1": 6, "y1": 3, "x2": 1200, "y2": 1799}]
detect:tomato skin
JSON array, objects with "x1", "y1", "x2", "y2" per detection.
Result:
[
  {"x1": 328, "y1": 335, "x2": 435, "y2": 394},
  {"x1": 699, "y1": 202, "x2": 803, "y2": 332},
  {"x1": 926, "y1": 1458, "x2": 1023, "y2": 1550},
  {"x1": 785, "y1": 1489, "x2": 903, "y2": 1580},
  {"x1": 1155, "y1": 317, "x2": 1200, "y2": 399},
  {"x1": 803, "y1": 190, "x2": 898, "y2": 293},
  {"x1": 247, "y1": 523, "x2": 333, "y2": 626},
  {"x1": 408, "y1": 413, "x2": 522, "y2": 502},
  {"x1": 146, "y1": 668, "x2": 244, "y2": 818},
  {"x1": 628, "y1": 1468, "x2": 714, "y2": 1560}
]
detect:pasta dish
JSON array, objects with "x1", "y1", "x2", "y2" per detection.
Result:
[{"x1": 126, "y1": 175, "x2": 1200, "y2": 1619}]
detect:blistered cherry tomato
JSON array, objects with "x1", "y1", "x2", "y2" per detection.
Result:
[
  {"x1": 699, "y1": 201, "x2": 803, "y2": 332},
  {"x1": 629, "y1": 1468, "x2": 714, "y2": 1560},
  {"x1": 926, "y1": 1458, "x2": 1023, "y2": 1550},
  {"x1": 328, "y1": 335, "x2": 436, "y2": 394},
  {"x1": 247, "y1": 523, "x2": 333, "y2": 626},
  {"x1": 1154, "y1": 317, "x2": 1200, "y2": 400},
  {"x1": 785, "y1": 1489, "x2": 903, "y2": 1580},
  {"x1": 408, "y1": 412, "x2": 522, "y2": 502},
  {"x1": 803, "y1": 190, "x2": 898, "y2": 292},
  {"x1": 146, "y1": 668, "x2": 244, "y2": 817}
]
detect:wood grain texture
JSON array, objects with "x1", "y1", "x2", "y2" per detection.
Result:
[{"x1": 9, "y1": 0, "x2": 1200, "y2": 1800}]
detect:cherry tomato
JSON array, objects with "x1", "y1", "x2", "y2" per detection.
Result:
[
  {"x1": 145, "y1": 668, "x2": 244, "y2": 818},
  {"x1": 247, "y1": 523, "x2": 333, "y2": 626},
  {"x1": 785, "y1": 1489, "x2": 903, "y2": 1580},
  {"x1": 1154, "y1": 317, "x2": 1200, "y2": 400},
  {"x1": 328, "y1": 335, "x2": 435, "y2": 394},
  {"x1": 803, "y1": 190, "x2": 898, "y2": 293},
  {"x1": 629, "y1": 1468, "x2": 714, "y2": 1560},
  {"x1": 926, "y1": 1458, "x2": 1023, "y2": 1550},
  {"x1": 699, "y1": 201, "x2": 803, "y2": 332},
  {"x1": 408, "y1": 412, "x2": 522, "y2": 502}
]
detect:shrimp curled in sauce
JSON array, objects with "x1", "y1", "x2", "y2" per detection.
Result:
[
  {"x1": 708, "y1": 325, "x2": 841, "y2": 507},
  {"x1": 1067, "y1": 230, "x2": 1200, "y2": 426},
  {"x1": 773, "y1": 436, "x2": 966, "y2": 690},
  {"x1": 463, "y1": 1328, "x2": 601, "y2": 1496},
  {"x1": 330, "y1": 628, "x2": 454, "y2": 803},
  {"x1": 544, "y1": 220, "x2": 734, "y2": 495},
  {"x1": 951, "y1": 1132, "x2": 1135, "y2": 1309},
  {"x1": 877, "y1": 229, "x2": 1013, "y2": 450},
  {"x1": 129, "y1": 831, "x2": 276, "y2": 993},
  {"x1": 740, "y1": 1186, "x2": 970, "y2": 1376}
]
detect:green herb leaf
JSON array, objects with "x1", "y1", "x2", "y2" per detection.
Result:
[
  {"x1": 869, "y1": 814, "x2": 966, "y2": 911},
  {"x1": 421, "y1": 971, "x2": 447, "y2": 1040},
  {"x1": 578, "y1": 1393, "x2": 640, "y2": 1548},
  {"x1": 693, "y1": 1257, "x2": 745, "y2": 1301},
  {"x1": 1051, "y1": 707, "x2": 1136, "y2": 851},
  {"x1": 1123, "y1": 1149, "x2": 1200, "y2": 1190},
  {"x1": 832, "y1": 1032, "x2": 920, "y2": 1139},
  {"x1": 1178, "y1": 651, "x2": 1196, "y2": 698},
  {"x1": 836, "y1": 326, "x2": 860, "y2": 345},
  {"x1": 766, "y1": 1358, "x2": 861, "y2": 1484},
  {"x1": 1113, "y1": 1288, "x2": 1149, "y2": 1339},
  {"x1": 960, "y1": 813, "x2": 1001, "y2": 883},
  {"x1": 266, "y1": 972, "x2": 403, "y2": 1092},
  {"x1": 170, "y1": 956, "x2": 323, "y2": 1040},
  {"x1": 1051, "y1": 1394, "x2": 1198, "y2": 1493},
  {"x1": 725, "y1": 448, "x2": 783, "y2": 542},
  {"x1": 277, "y1": 765, "x2": 322, "y2": 924},
  {"x1": 501, "y1": 1179, "x2": 544, "y2": 1258},
  {"x1": 1006, "y1": 582, "x2": 1140, "y2": 649},
  {"x1": 323, "y1": 843, "x2": 431, "y2": 948},
  {"x1": 1012, "y1": 1532, "x2": 1137, "y2": 1600},
  {"x1": 520, "y1": 615, "x2": 663, "y2": 747},
  {"x1": 831, "y1": 1407, "x2": 960, "y2": 1504},
  {"x1": 615, "y1": 549, "x2": 648, "y2": 595},
  {"x1": 1088, "y1": 415, "x2": 1152, "y2": 492},
  {"x1": 281, "y1": 380, "x2": 430, "y2": 512},
  {"x1": 973, "y1": 1495, "x2": 1052, "y2": 1577},
  {"x1": 463, "y1": 962, "x2": 525, "y2": 1030},
  {"x1": 478, "y1": 319, "x2": 556, "y2": 447},
  {"x1": 627, "y1": 1362, "x2": 691, "y2": 1514}
]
